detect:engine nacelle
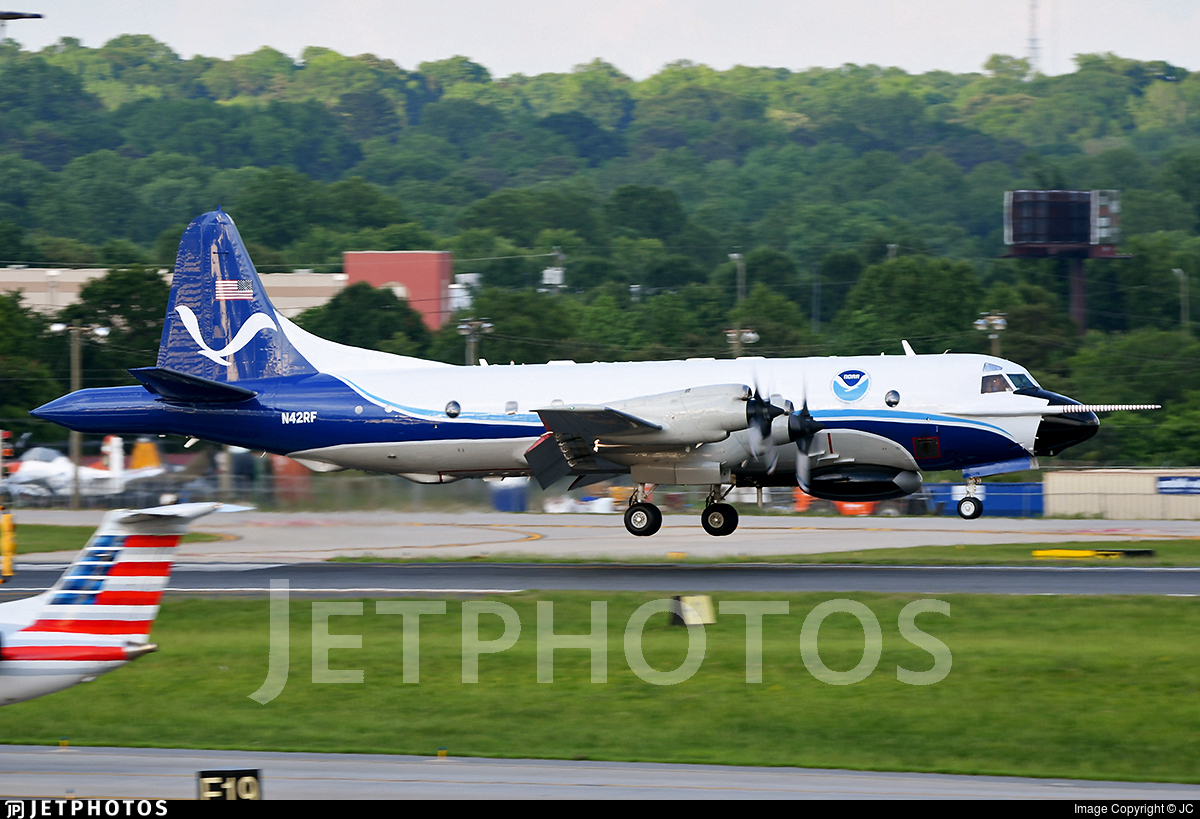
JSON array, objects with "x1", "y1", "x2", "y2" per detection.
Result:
[
  {"x1": 807, "y1": 465, "x2": 922, "y2": 502},
  {"x1": 602, "y1": 384, "x2": 756, "y2": 446}
]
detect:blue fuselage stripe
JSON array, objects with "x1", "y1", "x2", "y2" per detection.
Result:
[{"x1": 38, "y1": 372, "x2": 1029, "y2": 471}]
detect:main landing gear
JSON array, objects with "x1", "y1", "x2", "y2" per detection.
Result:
[
  {"x1": 621, "y1": 484, "x2": 741, "y2": 537},
  {"x1": 957, "y1": 476, "x2": 984, "y2": 520},
  {"x1": 623, "y1": 483, "x2": 662, "y2": 537},
  {"x1": 700, "y1": 484, "x2": 738, "y2": 536}
]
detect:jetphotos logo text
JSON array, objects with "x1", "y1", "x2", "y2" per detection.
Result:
[
  {"x1": 832, "y1": 369, "x2": 870, "y2": 402},
  {"x1": 248, "y1": 582, "x2": 952, "y2": 703}
]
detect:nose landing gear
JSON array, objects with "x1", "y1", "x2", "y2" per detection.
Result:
[{"x1": 957, "y1": 477, "x2": 984, "y2": 519}]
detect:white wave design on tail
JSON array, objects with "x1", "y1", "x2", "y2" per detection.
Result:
[{"x1": 175, "y1": 304, "x2": 278, "y2": 365}]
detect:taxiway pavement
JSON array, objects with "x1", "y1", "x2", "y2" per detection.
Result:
[
  {"x1": 3, "y1": 745, "x2": 1199, "y2": 800},
  {"x1": 13, "y1": 510, "x2": 1200, "y2": 563}
]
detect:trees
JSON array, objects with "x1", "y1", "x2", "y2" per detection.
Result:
[
  {"x1": 295, "y1": 282, "x2": 431, "y2": 356},
  {"x1": 834, "y1": 256, "x2": 983, "y2": 355}
]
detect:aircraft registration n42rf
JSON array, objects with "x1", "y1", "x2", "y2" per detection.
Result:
[{"x1": 32, "y1": 211, "x2": 1159, "y2": 537}]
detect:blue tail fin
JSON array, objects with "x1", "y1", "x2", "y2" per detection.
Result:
[{"x1": 156, "y1": 211, "x2": 316, "y2": 383}]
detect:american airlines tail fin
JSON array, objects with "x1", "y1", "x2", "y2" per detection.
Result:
[
  {"x1": 151, "y1": 210, "x2": 317, "y2": 384},
  {"x1": 0, "y1": 503, "x2": 239, "y2": 705},
  {"x1": 1, "y1": 503, "x2": 222, "y2": 644}
]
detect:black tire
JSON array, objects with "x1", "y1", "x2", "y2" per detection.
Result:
[
  {"x1": 624, "y1": 502, "x2": 662, "y2": 536},
  {"x1": 957, "y1": 496, "x2": 983, "y2": 520},
  {"x1": 701, "y1": 503, "x2": 739, "y2": 536},
  {"x1": 875, "y1": 501, "x2": 901, "y2": 517}
]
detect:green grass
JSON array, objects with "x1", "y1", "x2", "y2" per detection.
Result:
[
  {"x1": 333, "y1": 538, "x2": 1200, "y2": 567},
  {"x1": 11, "y1": 524, "x2": 223, "y2": 554},
  {"x1": 4, "y1": 592, "x2": 1199, "y2": 782}
]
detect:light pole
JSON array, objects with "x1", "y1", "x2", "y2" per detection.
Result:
[
  {"x1": 729, "y1": 253, "x2": 746, "y2": 303},
  {"x1": 49, "y1": 323, "x2": 109, "y2": 509},
  {"x1": 973, "y1": 311, "x2": 1007, "y2": 357},
  {"x1": 0, "y1": 11, "x2": 42, "y2": 40},
  {"x1": 725, "y1": 327, "x2": 759, "y2": 359},
  {"x1": 457, "y1": 319, "x2": 493, "y2": 366},
  {"x1": 1173, "y1": 268, "x2": 1190, "y2": 339}
]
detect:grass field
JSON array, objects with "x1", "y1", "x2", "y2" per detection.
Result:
[
  {"x1": 12, "y1": 524, "x2": 223, "y2": 554},
  {"x1": 335, "y1": 538, "x2": 1200, "y2": 567},
  {"x1": 4, "y1": 592, "x2": 1199, "y2": 783}
]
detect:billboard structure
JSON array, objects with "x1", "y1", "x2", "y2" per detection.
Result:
[
  {"x1": 1003, "y1": 190, "x2": 1124, "y2": 332},
  {"x1": 342, "y1": 251, "x2": 454, "y2": 330}
]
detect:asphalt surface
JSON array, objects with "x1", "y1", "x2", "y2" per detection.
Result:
[
  {"x1": 5, "y1": 512, "x2": 1200, "y2": 799},
  {"x1": 4, "y1": 561, "x2": 1200, "y2": 596},
  {"x1": 3, "y1": 746, "x2": 1199, "y2": 800},
  {"x1": 15, "y1": 509, "x2": 1200, "y2": 563}
]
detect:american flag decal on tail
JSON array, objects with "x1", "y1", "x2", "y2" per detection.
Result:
[{"x1": 215, "y1": 279, "x2": 253, "y2": 301}]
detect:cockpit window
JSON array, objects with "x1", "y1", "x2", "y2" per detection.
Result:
[
  {"x1": 981, "y1": 374, "x2": 1012, "y2": 394},
  {"x1": 1008, "y1": 372, "x2": 1038, "y2": 390}
]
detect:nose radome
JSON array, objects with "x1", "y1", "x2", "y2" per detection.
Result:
[{"x1": 1017, "y1": 387, "x2": 1100, "y2": 457}]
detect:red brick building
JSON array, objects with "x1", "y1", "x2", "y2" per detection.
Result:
[{"x1": 342, "y1": 251, "x2": 454, "y2": 330}]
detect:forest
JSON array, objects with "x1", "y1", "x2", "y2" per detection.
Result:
[{"x1": 1, "y1": 35, "x2": 1200, "y2": 464}]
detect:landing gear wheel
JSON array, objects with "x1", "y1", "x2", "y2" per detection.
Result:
[
  {"x1": 701, "y1": 503, "x2": 739, "y2": 536},
  {"x1": 957, "y1": 497, "x2": 983, "y2": 520},
  {"x1": 624, "y1": 502, "x2": 662, "y2": 537}
]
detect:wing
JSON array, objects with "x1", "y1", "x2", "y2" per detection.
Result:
[{"x1": 527, "y1": 385, "x2": 756, "y2": 489}]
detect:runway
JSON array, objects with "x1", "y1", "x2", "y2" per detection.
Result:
[
  {"x1": 5, "y1": 561, "x2": 1199, "y2": 596},
  {"x1": 3, "y1": 746, "x2": 1199, "y2": 800},
  {"x1": 14, "y1": 509, "x2": 1200, "y2": 563}
]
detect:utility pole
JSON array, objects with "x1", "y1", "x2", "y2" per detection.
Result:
[
  {"x1": 729, "y1": 253, "x2": 746, "y2": 303},
  {"x1": 69, "y1": 327, "x2": 81, "y2": 510},
  {"x1": 50, "y1": 323, "x2": 110, "y2": 509},
  {"x1": 725, "y1": 328, "x2": 759, "y2": 359},
  {"x1": 811, "y1": 270, "x2": 821, "y2": 335},
  {"x1": 1174, "y1": 268, "x2": 1190, "y2": 338},
  {"x1": 974, "y1": 311, "x2": 1007, "y2": 357},
  {"x1": 457, "y1": 319, "x2": 493, "y2": 366}
]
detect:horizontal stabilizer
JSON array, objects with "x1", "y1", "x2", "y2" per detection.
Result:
[{"x1": 130, "y1": 367, "x2": 258, "y2": 404}]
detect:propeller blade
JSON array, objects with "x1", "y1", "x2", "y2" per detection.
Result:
[
  {"x1": 745, "y1": 386, "x2": 785, "y2": 460},
  {"x1": 788, "y1": 370, "x2": 824, "y2": 492}
]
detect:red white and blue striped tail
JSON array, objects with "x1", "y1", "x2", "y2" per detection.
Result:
[
  {"x1": 0, "y1": 503, "x2": 247, "y2": 706},
  {"x1": 9, "y1": 503, "x2": 223, "y2": 647}
]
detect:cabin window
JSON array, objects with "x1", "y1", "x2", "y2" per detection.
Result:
[
  {"x1": 505, "y1": 401, "x2": 518, "y2": 415},
  {"x1": 981, "y1": 374, "x2": 1011, "y2": 394}
]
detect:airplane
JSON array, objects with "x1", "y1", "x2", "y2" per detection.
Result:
[
  {"x1": 0, "y1": 437, "x2": 165, "y2": 501},
  {"x1": 29, "y1": 210, "x2": 1158, "y2": 537},
  {"x1": 0, "y1": 502, "x2": 223, "y2": 706}
]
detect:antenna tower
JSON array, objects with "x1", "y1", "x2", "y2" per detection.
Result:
[{"x1": 1028, "y1": 0, "x2": 1040, "y2": 75}]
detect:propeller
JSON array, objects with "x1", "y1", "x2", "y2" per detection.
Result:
[
  {"x1": 787, "y1": 374, "x2": 824, "y2": 492},
  {"x1": 745, "y1": 383, "x2": 786, "y2": 472}
]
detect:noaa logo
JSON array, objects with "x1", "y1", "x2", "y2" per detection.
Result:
[
  {"x1": 175, "y1": 304, "x2": 277, "y2": 366},
  {"x1": 832, "y1": 369, "x2": 870, "y2": 402}
]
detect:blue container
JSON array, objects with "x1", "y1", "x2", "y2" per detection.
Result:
[
  {"x1": 927, "y1": 482, "x2": 1043, "y2": 517},
  {"x1": 489, "y1": 480, "x2": 527, "y2": 512}
]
